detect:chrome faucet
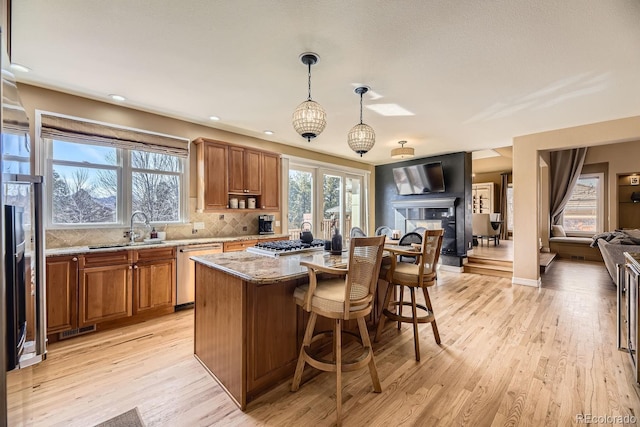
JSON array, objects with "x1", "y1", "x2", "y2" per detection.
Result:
[{"x1": 128, "y1": 211, "x2": 150, "y2": 243}]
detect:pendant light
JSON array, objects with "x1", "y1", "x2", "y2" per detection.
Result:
[
  {"x1": 292, "y1": 52, "x2": 326, "y2": 142},
  {"x1": 347, "y1": 86, "x2": 375, "y2": 156},
  {"x1": 391, "y1": 140, "x2": 415, "y2": 159}
]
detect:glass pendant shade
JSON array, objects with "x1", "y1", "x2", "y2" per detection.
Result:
[
  {"x1": 347, "y1": 123, "x2": 376, "y2": 156},
  {"x1": 293, "y1": 52, "x2": 325, "y2": 142},
  {"x1": 348, "y1": 86, "x2": 375, "y2": 157},
  {"x1": 292, "y1": 99, "x2": 327, "y2": 141}
]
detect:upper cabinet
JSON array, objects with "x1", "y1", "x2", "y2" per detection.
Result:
[
  {"x1": 194, "y1": 139, "x2": 229, "y2": 211},
  {"x1": 194, "y1": 138, "x2": 281, "y2": 212},
  {"x1": 228, "y1": 146, "x2": 262, "y2": 195}
]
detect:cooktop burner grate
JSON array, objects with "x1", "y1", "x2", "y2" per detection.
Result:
[{"x1": 247, "y1": 239, "x2": 326, "y2": 257}]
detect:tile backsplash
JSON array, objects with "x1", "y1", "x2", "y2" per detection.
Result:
[{"x1": 45, "y1": 198, "x2": 279, "y2": 248}]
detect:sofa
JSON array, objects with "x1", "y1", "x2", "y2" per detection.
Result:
[{"x1": 593, "y1": 230, "x2": 640, "y2": 284}]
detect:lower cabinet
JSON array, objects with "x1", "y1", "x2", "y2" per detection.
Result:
[
  {"x1": 46, "y1": 246, "x2": 176, "y2": 338},
  {"x1": 79, "y1": 262, "x2": 132, "y2": 327},
  {"x1": 133, "y1": 248, "x2": 176, "y2": 313},
  {"x1": 45, "y1": 255, "x2": 79, "y2": 334}
]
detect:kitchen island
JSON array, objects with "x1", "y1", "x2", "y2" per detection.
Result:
[{"x1": 192, "y1": 250, "x2": 351, "y2": 409}]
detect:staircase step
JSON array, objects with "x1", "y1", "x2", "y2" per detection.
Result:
[
  {"x1": 467, "y1": 256, "x2": 513, "y2": 268},
  {"x1": 464, "y1": 263, "x2": 513, "y2": 278}
]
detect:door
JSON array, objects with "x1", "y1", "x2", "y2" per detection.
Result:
[
  {"x1": 46, "y1": 255, "x2": 78, "y2": 334},
  {"x1": 320, "y1": 172, "x2": 343, "y2": 241},
  {"x1": 287, "y1": 167, "x2": 314, "y2": 240}
]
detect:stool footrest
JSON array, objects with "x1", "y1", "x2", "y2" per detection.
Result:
[{"x1": 382, "y1": 302, "x2": 435, "y2": 324}]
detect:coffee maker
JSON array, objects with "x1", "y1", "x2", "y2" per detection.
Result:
[{"x1": 259, "y1": 214, "x2": 275, "y2": 234}]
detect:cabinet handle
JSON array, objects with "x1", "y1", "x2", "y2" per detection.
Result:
[
  {"x1": 129, "y1": 266, "x2": 133, "y2": 270},
  {"x1": 134, "y1": 265, "x2": 138, "y2": 269},
  {"x1": 72, "y1": 257, "x2": 78, "y2": 262}
]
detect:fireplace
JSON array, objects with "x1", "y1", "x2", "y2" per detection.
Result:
[{"x1": 392, "y1": 197, "x2": 457, "y2": 255}]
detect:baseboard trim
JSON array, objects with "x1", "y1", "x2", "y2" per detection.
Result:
[{"x1": 512, "y1": 276, "x2": 541, "y2": 287}]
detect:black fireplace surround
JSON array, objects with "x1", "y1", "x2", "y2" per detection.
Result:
[{"x1": 375, "y1": 152, "x2": 473, "y2": 267}]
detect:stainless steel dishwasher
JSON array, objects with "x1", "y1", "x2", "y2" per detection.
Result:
[{"x1": 176, "y1": 243, "x2": 223, "y2": 307}]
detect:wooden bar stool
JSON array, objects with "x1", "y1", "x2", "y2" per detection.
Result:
[
  {"x1": 375, "y1": 229, "x2": 444, "y2": 361},
  {"x1": 291, "y1": 236, "x2": 386, "y2": 426}
]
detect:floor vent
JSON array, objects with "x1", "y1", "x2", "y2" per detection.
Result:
[
  {"x1": 570, "y1": 255, "x2": 585, "y2": 260},
  {"x1": 59, "y1": 325, "x2": 96, "y2": 340}
]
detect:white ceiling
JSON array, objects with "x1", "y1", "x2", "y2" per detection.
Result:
[{"x1": 10, "y1": 0, "x2": 640, "y2": 165}]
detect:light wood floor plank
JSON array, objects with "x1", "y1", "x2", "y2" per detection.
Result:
[{"x1": 7, "y1": 259, "x2": 640, "y2": 426}]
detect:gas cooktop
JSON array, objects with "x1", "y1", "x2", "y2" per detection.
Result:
[{"x1": 246, "y1": 239, "x2": 325, "y2": 258}]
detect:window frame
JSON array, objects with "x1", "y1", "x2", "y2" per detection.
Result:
[
  {"x1": 39, "y1": 116, "x2": 189, "y2": 229},
  {"x1": 284, "y1": 155, "x2": 370, "y2": 239},
  {"x1": 561, "y1": 172, "x2": 604, "y2": 236}
]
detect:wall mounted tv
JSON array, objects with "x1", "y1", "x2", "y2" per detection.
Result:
[{"x1": 392, "y1": 162, "x2": 445, "y2": 195}]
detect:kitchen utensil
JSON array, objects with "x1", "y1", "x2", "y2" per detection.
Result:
[{"x1": 300, "y1": 221, "x2": 314, "y2": 243}]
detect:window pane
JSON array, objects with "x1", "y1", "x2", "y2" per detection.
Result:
[
  {"x1": 562, "y1": 176, "x2": 599, "y2": 233},
  {"x1": 131, "y1": 151, "x2": 181, "y2": 172},
  {"x1": 53, "y1": 140, "x2": 117, "y2": 165},
  {"x1": 2, "y1": 160, "x2": 30, "y2": 174},
  {"x1": 323, "y1": 174, "x2": 343, "y2": 241},
  {"x1": 288, "y1": 170, "x2": 313, "y2": 238},
  {"x1": 52, "y1": 165, "x2": 117, "y2": 224},
  {"x1": 132, "y1": 172, "x2": 180, "y2": 222},
  {"x1": 2, "y1": 133, "x2": 30, "y2": 157}
]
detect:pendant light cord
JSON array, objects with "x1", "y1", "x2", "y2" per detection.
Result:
[
  {"x1": 359, "y1": 93, "x2": 364, "y2": 124},
  {"x1": 307, "y1": 62, "x2": 312, "y2": 101}
]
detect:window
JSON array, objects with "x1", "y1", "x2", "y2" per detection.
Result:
[
  {"x1": 506, "y1": 184, "x2": 514, "y2": 232},
  {"x1": 41, "y1": 113, "x2": 188, "y2": 227},
  {"x1": 562, "y1": 173, "x2": 604, "y2": 234},
  {"x1": 286, "y1": 158, "x2": 369, "y2": 241}
]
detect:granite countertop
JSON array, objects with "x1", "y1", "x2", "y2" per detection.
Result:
[
  {"x1": 45, "y1": 234, "x2": 290, "y2": 257},
  {"x1": 624, "y1": 251, "x2": 640, "y2": 270},
  {"x1": 192, "y1": 250, "x2": 350, "y2": 284}
]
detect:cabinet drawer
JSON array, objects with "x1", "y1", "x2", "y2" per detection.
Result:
[
  {"x1": 135, "y1": 246, "x2": 176, "y2": 262},
  {"x1": 81, "y1": 251, "x2": 132, "y2": 268},
  {"x1": 224, "y1": 240, "x2": 258, "y2": 252}
]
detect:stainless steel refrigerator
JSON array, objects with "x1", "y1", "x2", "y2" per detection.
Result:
[{"x1": 1, "y1": 32, "x2": 47, "y2": 423}]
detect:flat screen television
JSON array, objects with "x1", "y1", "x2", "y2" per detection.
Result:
[{"x1": 392, "y1": 162, "x2": 445, "y2": 195}]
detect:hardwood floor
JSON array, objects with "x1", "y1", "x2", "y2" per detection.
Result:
[{"x1": 8, "y1": 261, "x2": 640, "y2": 426}]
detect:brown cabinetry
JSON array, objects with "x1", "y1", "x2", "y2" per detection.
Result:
[
  {"x1": 133, "y1": 247, "x2": 176, "y2": 313},
  {"x1": 195, "y1": 139, "x2": 228, "y2": 211},
  {"x1": 46, "y1": 255, "x2": 79, "y2": 334},
  {"x1": 46, "y1": 246, "x2": 177, "y2": 339},
  {"x1": 224, "y1": 240, "x2": 258, "y2": 252},
  {"x1": 261, "y1": 152, "x2": 280, "y2": 210},
  {"x1": 194, "y1": 137, "x2": 281, "y2": 212},
  {"x1": 79, "y1": 251, "x2": 132, "y2": 327},
  {"x1": 228, "y1": 146, "x2": 262, "y2": 195}
]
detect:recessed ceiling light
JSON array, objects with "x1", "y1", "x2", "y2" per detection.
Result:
[
  {"x1": 263, "y1": 130, "x2": 274, "y2": 135},
  {"x1": 10, "y1": 63, "x2": 30, "y2": 73},
  {"x1": 209, "y1": 116, "x2": 220, "y2": 121},
  {"x1": 365, "y1": 103, "x2": 414, "y2": 117},
  {"x1": 109, "y1": 94, "x2": 126, "y2": 102}
]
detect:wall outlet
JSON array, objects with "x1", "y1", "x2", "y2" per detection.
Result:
[
  {"x1": 275, "y1": 220, "x2": 281, "y2": 226},
  {"x1": 193, "y1": 222, "x2": 205, "y2": 230}
]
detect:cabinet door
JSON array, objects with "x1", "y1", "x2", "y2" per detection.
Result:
[
  {"x1": 46, "y1": 256, "x2": 78, "y2": 334},
  {"x1": 228, "y1": 146, "x2": 246, "y2": 194},
  {"x1": 261, "y1": 152, "x2": 280, "y2": 210},
  {"x1": 79, "y1": 264, "x2": 132, "y2": 326},
  {"x1": 134, "y1": 258, "x2": 176, "y2": 313},
  {"x1": 196, "y1": 140, "x2": 228, "y2": 211},
  {"x1": 244, "y1": 149, "x2": 262, "y2": 194},
  {"x1": 223, "y1": 240, "x2": 258, "y2": 252}
]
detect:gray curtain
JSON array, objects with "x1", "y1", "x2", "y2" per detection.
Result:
[
  {"x1": 499, "y1": 172, "x2": 509, "y2": 240},
  {"x1": 549, "y1": 148, "x2": 588, "y2": 225}
]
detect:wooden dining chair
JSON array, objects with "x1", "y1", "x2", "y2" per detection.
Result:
[
  {"x1": 291, "y1": 235, "x2": 386, "y2": 426},
  {"x1": 375, "y1": 229, "x2": 444, "y2": 361}
]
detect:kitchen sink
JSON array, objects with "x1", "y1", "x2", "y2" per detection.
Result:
[{"x1": 87, "y1": 243, "x2": 129, "y2": 249}]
